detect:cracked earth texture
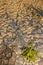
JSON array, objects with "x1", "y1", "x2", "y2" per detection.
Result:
[{"x1": 0, "y1": 0, "x2": 43, "y2": 65}]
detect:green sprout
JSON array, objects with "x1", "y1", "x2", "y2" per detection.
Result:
[{"x1": 20, "y1": 42, "x2": 38, "y2": 62}]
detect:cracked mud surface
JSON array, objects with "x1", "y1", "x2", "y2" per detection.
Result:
[{"x1": 0, "y1": 0, "x2": 43, "y2": 65}]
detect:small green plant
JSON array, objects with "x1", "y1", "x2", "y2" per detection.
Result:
[{"x1": 20, "y1": 42, "x2": 38, "y2": 62}]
